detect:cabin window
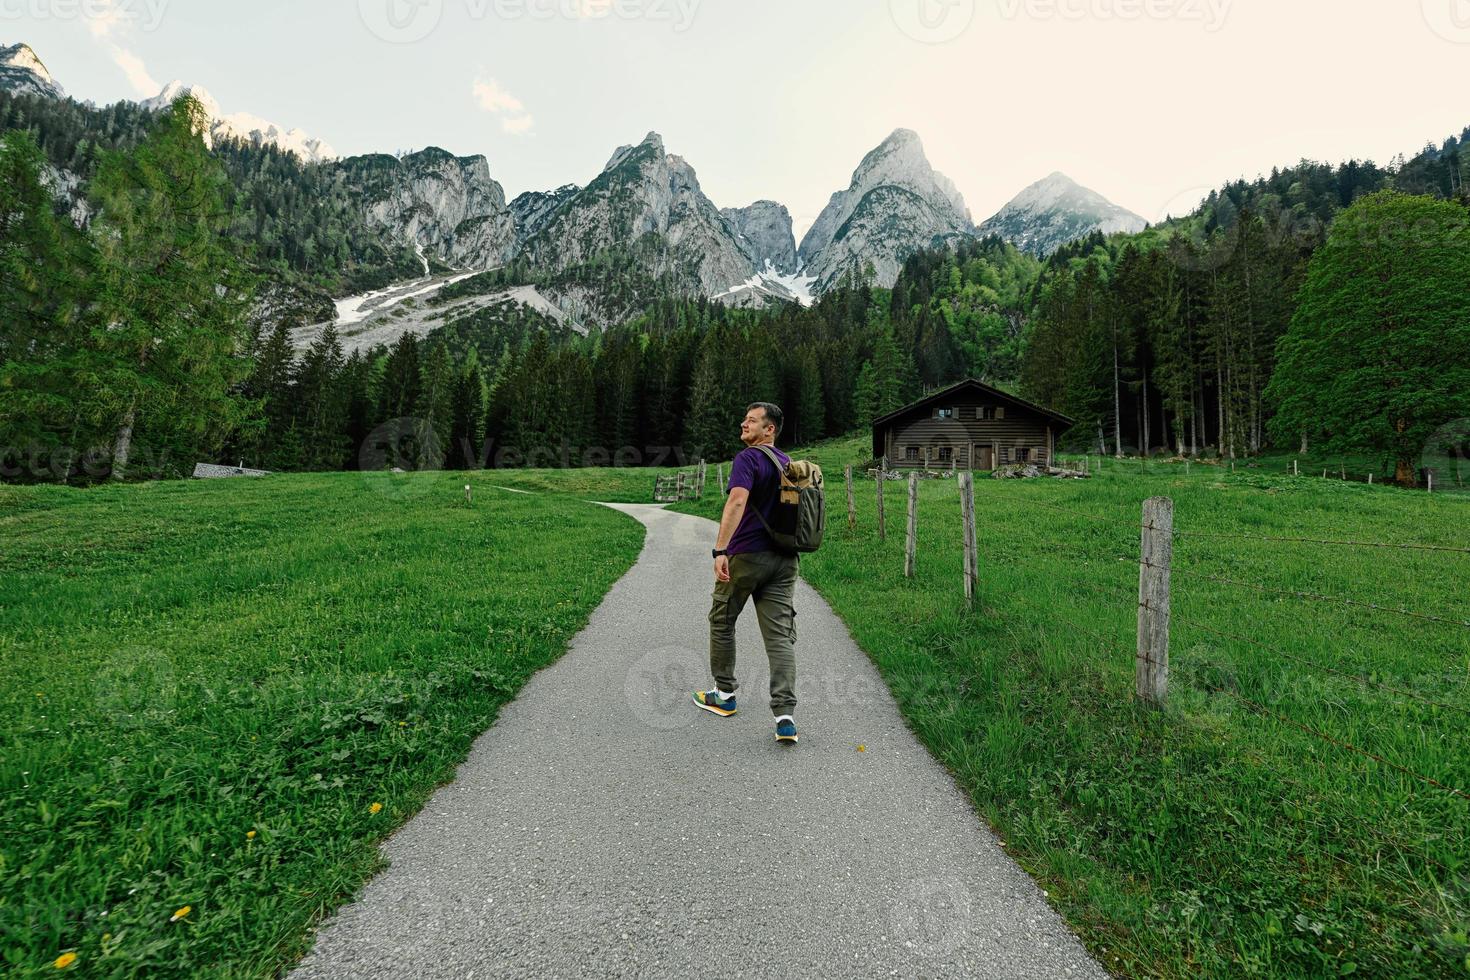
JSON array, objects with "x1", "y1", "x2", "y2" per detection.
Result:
[
  {"x1": 997, "y1": 407, "x2": 1006, "y2": 420},
  {"x1": 1017, "y1": 447, "x2": 1031, "y2": 463},
  {"x1": 905, "y1": 446, "x2": 920, "y2": 461},
  {"x1": 938, "y1": 447, "x2": 954, "y2": 463},
  {"x1": 980, "y1": 406, "x2": 997, "y2": 420},
  {"x1": 936, "y1": 407, "x2": 954, "y2": 419}
]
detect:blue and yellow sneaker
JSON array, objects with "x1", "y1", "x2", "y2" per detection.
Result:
[
  {"x1": 693, "y1": 689, "x2": 737, "y2": 716},
  {"x1": 775, "y1": 716, "x2": 798, "y2": 744}
]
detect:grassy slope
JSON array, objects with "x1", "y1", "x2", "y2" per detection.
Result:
[
  {"x1": 673, "y1": 435, "x2": 1470, "y2": 978},
  {"x1": 0, "y1": 469, "x2": 660, "y2": 978}
]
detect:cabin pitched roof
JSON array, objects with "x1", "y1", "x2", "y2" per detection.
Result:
[{"x1": 872, "y1": 378, "x2": 1077, "y2": 430}]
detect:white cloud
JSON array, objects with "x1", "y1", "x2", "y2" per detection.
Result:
[
  {"x1": 81, "y1": 0, "x2": 163, "y2": 98},
  {"x1": 472, "y1": 76, "x2": 534, "y2": 135},
  {"x1": 110, "y1": 46, "x2": 160, "y2": 97}
]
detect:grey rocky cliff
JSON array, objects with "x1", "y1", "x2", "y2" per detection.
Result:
[
  {"x1": 797, "y1": 128, "x2": 974, "y2": 293},
  {"x1": 519, "y1": 132, "x2": 757, "y2": 297},
  {"x1": 510, "y1": 184, "x2": 580, "y2": 245},
  {"x1": 721, "y1": 200, "x2": 798, "y2": 274},
  {"x1": 0, "y1": 42, "x2": 65, "y2": 99},
  {"x1": 978, "y1": 172, "x2": 1146, "y2": 257},
  {"x1": 344, "y1": 147, "x2": 517, "y2": 271}
]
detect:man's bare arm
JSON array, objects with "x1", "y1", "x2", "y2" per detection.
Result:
[{"x1": 715, "y1": 487, "x2": 749, "y2": 550}]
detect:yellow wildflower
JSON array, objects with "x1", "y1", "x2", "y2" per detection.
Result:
[
  {"x1": 369, "y1": 802, "x2": 383, "y2": 815},
  {"x1": 170, "y1": 905, "x2": 191, "y2": 922},
  {"x1": 53, "y1": 952, "x2": 77, "y2": 969},
  {"x1": 246, "y1": 830, "x2": 257, "y2": 840},
  {"x1": 857, "y1": 744, "x2": 866, "y2": 753}
]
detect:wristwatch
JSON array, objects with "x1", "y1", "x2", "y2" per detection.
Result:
[{"x1": 712, "y1": 548, "x2": 728, "y2": 558}]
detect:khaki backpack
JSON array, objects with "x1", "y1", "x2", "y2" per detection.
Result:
[{"x1": 745, "y1": 443, "x2": 826, "y2": 555}]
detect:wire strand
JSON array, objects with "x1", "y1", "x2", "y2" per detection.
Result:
[{"x1": 1137, "y1": 560, "x2": 1470, "y2": 630}]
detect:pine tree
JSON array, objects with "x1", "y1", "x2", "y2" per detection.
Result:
[{"x1": 88, "y1": 94, "x2": 256, "y2": 479}]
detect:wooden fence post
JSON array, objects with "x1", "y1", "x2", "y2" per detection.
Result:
[
  {"x1": 904, "y1": 473, "x2": 919, "y2": 579},
  {"x1": 698, "y1": 459, "x2": 707, "y2": 498},
  {"x1": 845, "y1": 465, "x2": 856, "y2": 530},
  {"x1": 1292, "y1": 458, "x2": 1298, "y2": 477},
  {"x1": 877, "y1": 458, "x2": 887, "y2": 542},
  {"x1": 717, "y1": 464, "x2": 724, "y2": 494},
  {"x1": 1368, "y1": 473, "x2": 1373, "y2": 486},
  {"x1": 1137, "y1": 496, "x2": 1173, "y2": 706},
  {"x1": 960, "y1": 471, "x2": 977, "y2": 609},
  {"x1": 464, "y1": 484, "x2": 473, "y2": 505}
]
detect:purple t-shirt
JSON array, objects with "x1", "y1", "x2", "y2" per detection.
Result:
[{"x1": 726, "y1": 444, "x2": 790, "y2": 555}]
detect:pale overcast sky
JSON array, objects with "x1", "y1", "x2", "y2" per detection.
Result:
[{"x1": 10, "y1": 0, "x2": 1470, "y2": 240}]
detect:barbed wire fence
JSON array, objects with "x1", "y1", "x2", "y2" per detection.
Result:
[{"x1": 861, "y1": 461, "x2": 1470, "y2": 873}]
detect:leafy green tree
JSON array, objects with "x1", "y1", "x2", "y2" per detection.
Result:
[
  {"x1": 1265, "y1": 191, "x2": 1470, "y2": 484},
  {"x1": 0, "y1": 130, "x2": 95, "y2": 481},
  {"x1": 88, "y1": 94, "x2": 256, "y2": 478}
]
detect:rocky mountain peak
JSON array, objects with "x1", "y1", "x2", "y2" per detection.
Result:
[
  {"x1": 141, "y1": 79, "x2": 337, "y2": 163},
  {"x1": 0, "y1": 41, "x2": 66, "y2": 99},
  {"x1": 721, "y1": 200, "x2": 798, "y2": 275},
  {"x1": 978, "y1": 172, "x2": 1147, "y2": 256},
  {"x1": 603, "y1": 131, "x2": 666, "y2": 173},
  {"x1": 797, "y1": 128, "x2": 974, "y2": 292}
]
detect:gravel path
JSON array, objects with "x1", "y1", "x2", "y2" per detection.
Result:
[{"x1": 290, "y1": 504, "x2": 1109, "y2": 979}]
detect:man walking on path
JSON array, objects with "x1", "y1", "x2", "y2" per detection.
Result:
[{"x1": 693, "y1": 402, "x2": 801, "y2": 744}]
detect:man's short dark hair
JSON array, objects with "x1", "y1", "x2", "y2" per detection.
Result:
[{"x1": 748, "y1": 402, "x2": 784, "y2": 438}]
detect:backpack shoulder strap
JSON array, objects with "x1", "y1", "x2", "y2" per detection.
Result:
[
  {"x1": 745, "y1": 444, "x2": 789, "y2": 548},
  {"x1": 754, "y1": 443, "x2": 786, "y2": 478}
]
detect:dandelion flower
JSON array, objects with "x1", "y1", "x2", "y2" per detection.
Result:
[
  {"x1": 856, "y1": 744, "x2": 865, "y2": 752},
  {"x1": 170, "y1": 906, "x2": 191, "y2": 922},
  {"x1": 53, "y1": 952, "x2": 77, "y2": 969},
  {"x1": 246, "y1": 830, "x2": 257, "y2": 840},
  {"x1": 370, "y1": 802, "x2": 383, "y2": 815}
]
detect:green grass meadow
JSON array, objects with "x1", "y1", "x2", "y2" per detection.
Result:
[
  {"x1": 3, "y1": 444, "x2": 1467, "y2": 978},
  {"x1": 676, "y1": 437, "x2": 1470, "y2": 978},
  {"x1": 0, "y1": 468, "x2": 657, "y2": 977}
]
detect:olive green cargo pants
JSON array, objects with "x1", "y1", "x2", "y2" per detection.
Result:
[{"x1": 709, "y1": 550, "x2": 799, "y2": 716}]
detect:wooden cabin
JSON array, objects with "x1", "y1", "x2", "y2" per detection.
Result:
[{"x1": 872, "y1": 379, "x2": 1076, "y2": 470}]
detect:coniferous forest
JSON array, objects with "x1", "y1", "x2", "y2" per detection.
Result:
[{"x1": 3, "y1": 94, "x2": 1469, "y2": 485}]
